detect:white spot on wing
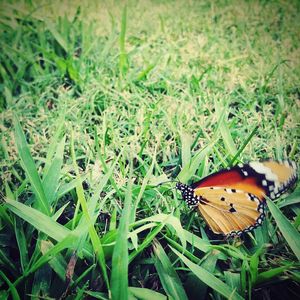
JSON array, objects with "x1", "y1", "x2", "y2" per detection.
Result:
[{"x1": 249, "y1": 162, "x2": 279, "y2": 182}]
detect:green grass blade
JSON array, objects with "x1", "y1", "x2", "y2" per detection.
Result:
[
  {"x1": 21, "y1": 234, "x2": 78, "y2": 284},
  {"x1": 5, "y1": 199, "x2": 70, "y2": 241},
  {"x1": 224, "y1": 272, "x2": 241, "y2": 295},
  {"x1": 278, "y1": 188, "x2": 300, "y2": 208},
  {"x1": 14, "y1": 218, "x2": 29, "y2": 272},
  {"x1": 256, "y1": 263, "x2": 293, "y2": 285},
  {"x1": 13, "y1": 117, "x2": 50, "y2": 215},
  {"x1": 128, "y1": 287, "x2": 167, "y2": 300},
  {"x1": 229, "y1": 125, "x2": 259, "y2": 166},
  {"x1": 134, "y1": 213, "x2": 186, "y2": 249},
  {"x1": 267, "y1": 199, "x2": 300, "y2": 260},
  {"x1": 214, "y1": 102, "x2": 237, "y2": 157},
  {"x1": 131, "y1": 155, "x2": 155, "y2": 223},
  {"x1": 110, "y1": 165, "x2": 132, "y2": 300},
  {"x1": 42, "y1": 136, "x2": 65, "y2": 205},
  {"x1": 170, "y1": 246, "x2": 244, "y2": 300},
  {"x1": 183, "y1": 230, "x2": 211, "y2": 253},
  {"x1": 43, "y1": 115, "x2": 65, "y2": 175},
  {"x1": 178, "y1": 144, "x2": 213, "y2": 183},
  {"x1": 40, "y1": 240, "x2": 67, "y2": 280},
  {"x1": 180, "y1": 132, "x2": 192, "y2": 168},
  {"x1": 0, "y1": 270, "x2": 21, "y2": 300},
  {"x1": 45, "y1": 20, "x2": 68, "y2": 52},
  {"x1": 70, "y1": 131, "x2": 110, "y2": 289},
  {"x1": 128, "y1": 223, "x2": 164, "y2": 263},
  {"x1": 153, "y1": 240, "x2": 188, "y2": 300},
  {"x1": 31, "y1": 264, "x2": 52, "y2": 299},
  {"x1": 119, "y1": 5, "x2": 128, "y2": 76}
]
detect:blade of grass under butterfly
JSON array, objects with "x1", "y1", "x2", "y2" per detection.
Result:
[
  {"x1": 164, "y1": 235, "x2": 201, "y2": 264},
  {"x1": 278, "y1": 188, "x2": 300, "y2": 208},
  {"x1": 153, "y1": 240, "x2": 188, "y2": 300},
  {"x1": 267, "y1": 199, "x2": 300, "y2": 260},
  {"x1": 110, "y1": 164, "x2": 133, "y2": 300},
  {"x1": 170, "y1": 247, "x2": 244, "y2": 300},
  {"x1": 13, "y1": 116, "x2": 50, "y2": 215},
  {"x1": 183, "y1": 229, "x2": 211, "y2": 253},
  {"x1": 133, "y1": 213, "x2": 186, "y2": 249}
]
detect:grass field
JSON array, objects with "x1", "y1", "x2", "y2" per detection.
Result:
[{"x1": 0, "y1": 0, "x2": 300, "y2": 299}]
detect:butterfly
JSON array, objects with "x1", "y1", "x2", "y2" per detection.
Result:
[{"x1": 176, "y1": 160, "x2": 298, "y2": 237}]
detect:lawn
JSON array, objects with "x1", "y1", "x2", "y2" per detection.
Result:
[{"x1": 0, "y1": 0, "x2": 299, "y2": 299}]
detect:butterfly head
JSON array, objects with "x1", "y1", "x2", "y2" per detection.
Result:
[{"x1": 176, "y1": 182, "x2": 200, "y2": 207}]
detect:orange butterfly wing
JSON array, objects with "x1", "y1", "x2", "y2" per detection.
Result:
[{"x1": 194, "y1": 187, "x2": 265, "y2": 236}]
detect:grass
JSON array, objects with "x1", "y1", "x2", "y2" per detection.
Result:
[{"x1": 0, "y1": 0, "x2": 300, "y2": 299}]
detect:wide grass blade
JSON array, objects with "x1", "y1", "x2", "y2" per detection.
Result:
[
  {"x1": 153, "y1": 240, "x2": 188, "y2": 300},
  {"x1": 40, "y1": 240, "x2": 67, "y2": 280},
  {"x1": 229, "y1": 125, "x2": 259, "y2": 165},
  {"x1": 110, "y1": 165, "x2": 133, "y2": 300},
  {"x1": 5, "y1": 199, "x2": 70, "y2": 241},
  {"x1": 256, "y1": 263, "x2": 293, "y2": 285},
  {"x1": 13, "y1": 117, "x2": 50, "y2": 215},
  {"x1": 42, "y1": 136, "x2": 65, "y2": 206},
  {"x1": 278, "y1": 188, "x2": 300, "y2": 208},
  {"x1": 14, "y1": 218, "x2": 29, "y2": 272},
  {"x1": 128, "y1": 287, "x2": 167, "y2": 300},
  {"x1": 18, "y1": 234, "x2": 78, "y2": 286},
  {"x1": 170, "y1": 247, "x2": 244, "y2": 300},
  {"x1": 43, "y1": 116, "x2": 65, "y2": 175},
  {"x1": 180, "y1": 132, "x2": 192, "y2": 169},
  {"x1": 178, "y1": 144, "x2": 213, "y2": 183},
  {"x1": 214, "y1": 101, "x2": 237, "y2": 157},
  {"x1": 267, "y1": 199, "x2": 300, "y2": 260},
  {"x1": 134, "y1": 213, "x2": 186, "y2": 249}
]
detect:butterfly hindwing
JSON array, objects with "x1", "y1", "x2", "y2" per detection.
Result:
[{"x1": 194, "y1": 187, "x2": 265, "y2": 236}]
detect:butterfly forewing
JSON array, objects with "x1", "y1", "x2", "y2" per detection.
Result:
[{"x1": 192, "y1": 160, "x2": 297, "y2": 200}]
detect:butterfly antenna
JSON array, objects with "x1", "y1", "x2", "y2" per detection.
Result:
[{"x1": 154, "y1": 179, "x2": 179, "y2": 188}]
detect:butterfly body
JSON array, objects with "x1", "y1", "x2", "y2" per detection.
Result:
[{"x1": 176, "y1": 160, "x2": 297, "y2": 237}]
